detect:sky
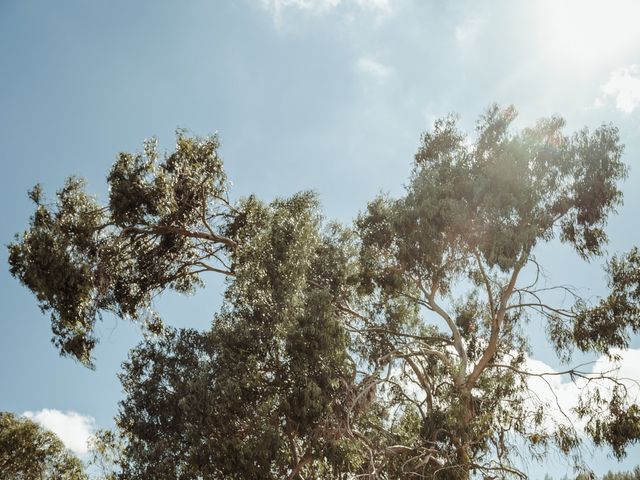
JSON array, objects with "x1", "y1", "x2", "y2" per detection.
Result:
[{"x1": 1, "y1": 0, "x2": 640, "y2": 477}]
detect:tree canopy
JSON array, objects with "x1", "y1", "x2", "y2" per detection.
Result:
[
  {"x1": 8, "y1": 105, "x2": 640, "y2": 479},
  {"x1": 0, "y1": 411, "x2": 87, "y2": 480}
]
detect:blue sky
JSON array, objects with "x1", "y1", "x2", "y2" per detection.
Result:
[{"x1": 1, "y1": 0, "x2": 640, "y2": 476}]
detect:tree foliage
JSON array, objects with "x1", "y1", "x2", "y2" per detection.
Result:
[
  {"x1": 0, "y1": 411, "x2": 87, "y2": 480},
  {"x1": 9, "y1": 105, "x2": 640, "y2": 479},
  {"x1": 544, "y1": 466, "x2": 640, "y2": 480},
  {"x1": 602, "y1": 467, "x2": 640, "y2": 480}
]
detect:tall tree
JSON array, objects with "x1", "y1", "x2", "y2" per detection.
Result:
[
  {"x1": 353, "y1": 106, "x2": 638, "y2": 478},
  {"x1": 0, "y1": 411, "x2": 87, "y2": 480},
  {"x1": 9, "y1": 106, "x2": 640, "y2": 478}
]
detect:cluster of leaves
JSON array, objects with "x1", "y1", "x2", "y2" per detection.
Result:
[
  {"x1": 571, "y1": 248, "x2": 640, "y2": 355},
  {"x1": 544, "y1": 466, "x2": 640, "y2": 480},
  {"x1": 0, "y1": 411, "x2": 87, "y2": 479},
  {"x1": 9, "y1": 133, "x2": 234, "y2": 367},
  {"x1": 8, "y1": 106, "x2": 640, "y2": 479},
  {"x1": 602, "y1": 467, "x2": 640, "y2": 480},
  {"x1": 115, "y1": 194, "x2": 369, "y2": 478}
]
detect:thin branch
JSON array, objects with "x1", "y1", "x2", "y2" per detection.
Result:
[
  {"x1": 287, "y1": 449, "x2": 312, "y2": 480},
  {"x1": 122, "y1": 225, "x2": 237, "y2": 249},
  {"x1": 474, "y1": 251, "x2": 496, "y2": 317},
  {"x1": 417, "y1": 276, "x2": 468, "y2": 384},
  {"x1": 467, "y1": 251, "x2": 528, "y2": 388}
]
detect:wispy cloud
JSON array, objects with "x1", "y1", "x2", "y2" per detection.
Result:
[
  {"x1": 261, "y1": 0, "x2": 341, "y2": 15},
  {"x1": 22, "y1": 409, "x2": 95, "y2": 455},
  {"x1": 355, "y1": 56, "x2": 392, "y2": 79},
  {"x1": 260, "y1": 0, "x2": 392, "y2": 27},
  {"x1": 355, "y1": 0, "x2": 391, "y2": 15},
  {"x1": 596, "y1": 65, "x2": 640, "y2": 113},
  {"x1": 524, "y1": 348, "x2": 640, "y2": 431}
]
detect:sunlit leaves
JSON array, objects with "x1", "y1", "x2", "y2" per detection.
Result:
[
  {"x1": 0, "y1": 412, "x2": 87, "y2": 480},
  {"x1": 8, "y1": 106, "x2": 639, "y2": 478},
  {"x1": 114, "y1": 192, "x2": 361, "y2": 479},
  {"x1": 9, "y1": 133, "x2": 234, "y2": 366},
  {"x1": 8, "y1": 177, "x2": 105, "y2": 365}
]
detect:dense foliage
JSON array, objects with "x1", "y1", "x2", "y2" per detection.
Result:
[
  {"x1": 544, "y1": 467, "x2": 640, "y2": 480},
  {"x1": 0, "y1": 411, "x2": 87, "y2": 480},
  {"x1": 9, "y1": 106, "x2": 640, "y2": 479},
  {"x1": 602, "y1": 467, "x2": 640, "y2": 480}
]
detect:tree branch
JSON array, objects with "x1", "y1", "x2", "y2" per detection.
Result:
[
  {"x1": 467, "y1": 252, "x2": 528, "y2": 388},
  {"x1": 122, "y1": 225, "x2": 238, "y2": 250},
  {"x1": 287, "y1": 449, "x2": 312, "y2": 480}
]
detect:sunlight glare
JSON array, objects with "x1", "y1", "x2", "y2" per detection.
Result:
[{"x1": 537, "y1": 0, "x2": 640, "y2": 69}]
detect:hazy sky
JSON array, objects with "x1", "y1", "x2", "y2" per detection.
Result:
[{"x1": 2, "y1": 0, "x2": 640, "y2": 476}]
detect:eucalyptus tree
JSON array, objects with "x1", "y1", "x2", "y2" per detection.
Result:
[
  {"x1": 0, "y1": 411, "x2": 87, "y2": 479},
  {"x1": 9, "y1": 106, "x2": 640, "y2": 479},
  {"x1": 353, "y1": 106, "x2": 639, "y2": 478}
]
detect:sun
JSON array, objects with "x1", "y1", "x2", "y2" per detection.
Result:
[{"x1": 536, "y1": 0, "x2": 640, "y2": 69}]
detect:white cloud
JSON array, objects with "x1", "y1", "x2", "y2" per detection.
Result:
[
  {"x1": 596, "y1": 65, "x2": 640, "y2": 113},
  {"x1": 355, "y1": 56, "x2": 392, "y2": 79},
  {"x1": 22, "y1": 409, "x2": 95, "y2": 455},
  {"x1": 523, "y1": 348, "x2": 640, "y2": 431}
]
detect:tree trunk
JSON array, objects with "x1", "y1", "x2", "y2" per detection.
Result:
[{"x1": 453, "y1": 388, "x2": 474, "y2": 480}]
